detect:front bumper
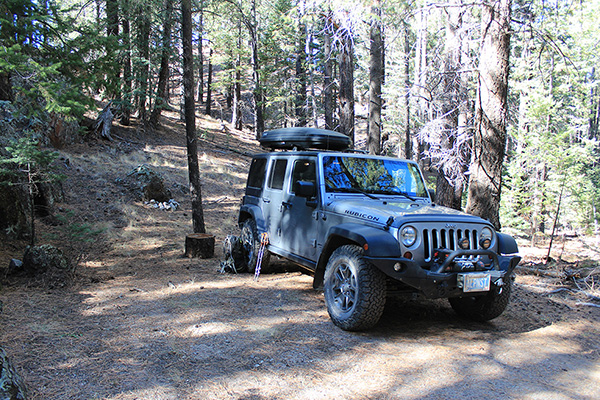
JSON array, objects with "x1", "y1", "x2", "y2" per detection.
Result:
[{"x1": 364, "y1": 249, "x2": 521, "y2": 299}]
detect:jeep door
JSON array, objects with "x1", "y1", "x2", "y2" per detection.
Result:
[
  {"x1": 280, "y1": 157, "x2": 320, "y2": 262},
  {"x1": 261, "y1": 157, "x2": 289, "y2": 249}
]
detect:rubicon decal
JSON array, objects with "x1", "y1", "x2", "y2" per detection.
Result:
[{"x1": 344, "y1": 209, "x2": 380, "y2": 221}]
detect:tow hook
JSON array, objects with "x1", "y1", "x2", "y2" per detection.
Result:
[{"x1": 496, "y1": 278, "x2": 504, "y2": 294}]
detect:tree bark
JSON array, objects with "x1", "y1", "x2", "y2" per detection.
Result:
[
  {"x1": 588, "y1": 67, "x2": 599, "y2": 139},
  {"x1": 197, "y1": 0, "x2": 204, "y2": 104},
  {"x1": 120, "y1": 0, "x2": 132, "y2": 126},
  {"x1": 185, "y1": 233, "x2": 215, "y2": 258},
  {"x1": 136, "y1": 6, "x2": 151, "y2": 123},
  {"x1": 295, "y1": 8, "x2": 307, "y2": 127},
  {"x1": 338, "y1": 28, "x2": 355, "y2": 144},
  {"x1": 149, "y1": 0, "x2": 174, "y2": 128},
  {"x1": 323, "y1": 16, "x2": 334, "y2": 131},
  {"x1": 367, "y1": 2, "x2": 383, "y2": 155},
  {"x1": 466, "y1": 0, "x2": 512, "y2": 230},
  {"x1": 205, "y1": 48, "x2": 213, "y2": 116},
  {"x1": 232, "y1": 21, "x2": 243, "y2": 130},
  {"x1": 400, "y1": 20, "x2": 411, "y2": 159},
  {"x1": 435, "y1": 1, "x2": 464, "y2": 211},
  {"x1": 105, "y1": 0, "x2": 120, "y2": 99},
  {"x1": 250, "y1": 0, "x2": 264, "y2": 139},
  {"x1": 182, "y1": 0, "x2": 206, "y2": 234},
  {"x1": 413, "y1": 5, "x2": 429, "y2": 166}
]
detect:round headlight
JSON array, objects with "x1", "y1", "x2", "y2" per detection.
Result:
[
  {"x1": 480, "y1": 227, "x2": 494, "y2": 249},
  {"x1": 400, "y1": 226, "x2": 417, "y2": 247},
  {"x1": 480, "y1": 227, "x2": 493, "y2": 240}
]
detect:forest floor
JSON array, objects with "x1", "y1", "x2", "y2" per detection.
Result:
[{"x1": 1, "y1": 110, "x2": 599, "y2": 400}]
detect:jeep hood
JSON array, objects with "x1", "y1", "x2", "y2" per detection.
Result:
[{"x1": 328, "y1": 199, "x2": 492, "y2": 227}]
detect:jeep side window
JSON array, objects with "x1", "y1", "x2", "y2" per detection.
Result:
[
  {"x1": 291, "y1": 159, "x2": 316, "y2": 194},
  {"x1": 246, "y1": 158, "x2": 267, "y2": 196},
  {"x1": 268, "y1": 159, "x2": 287, "y2": 190}
]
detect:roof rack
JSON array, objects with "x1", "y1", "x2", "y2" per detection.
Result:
[{"x1": 259, "y1": 127, "x2": 351, "y2": 151}]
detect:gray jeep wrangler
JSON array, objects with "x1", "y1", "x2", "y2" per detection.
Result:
[{"x1": 238, "y1": 128, "x2": 521, "y2": 331}]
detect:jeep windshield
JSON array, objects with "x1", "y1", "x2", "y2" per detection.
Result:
[{"x1": 322, "y1": 155, "x2": 428, "y2": 199}]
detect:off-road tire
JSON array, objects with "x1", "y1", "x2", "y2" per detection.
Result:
[
  {"x1": 240, "y1": 219, "x2": 271, "y2": 273},
  {"x1": 323, "y1": 245, "x2": 386, "y2": 331},
  {"x1": 449, "y1": 277, "x2": 512, "y2": 322}
]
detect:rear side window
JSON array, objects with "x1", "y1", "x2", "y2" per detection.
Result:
[
  {"x1": 268, "y1": 159, "x2": 288, "y2": 190},
  {"x1": 291, "y1": 159, "x2": 316, "y2": 193},
  {"x1": 246, "y1": 158, "x2": 267, "y2": 196}
]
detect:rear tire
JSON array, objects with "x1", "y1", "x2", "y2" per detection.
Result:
[
  {"x1": 323, "y1": 245, "x2": 386, "y2": 331},
  {"x1": 449, "y1": 277, "x2": 512, "y2": 322},
  {"x1": 240, "y1": 219, "x2": 271, "y2": 273}
]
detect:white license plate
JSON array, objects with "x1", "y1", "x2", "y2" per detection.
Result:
[{"x1": 463, "y1": 273, "x2": 491, "y2": 293}]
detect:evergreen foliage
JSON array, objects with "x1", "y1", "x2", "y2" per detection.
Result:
[{"x1": 1, "y1": 0, "x2": 599, "y2": 238}]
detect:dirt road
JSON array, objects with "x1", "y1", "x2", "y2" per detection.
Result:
[{"x1": 1, "y1": 114, "x2": 598, "y2": 399}]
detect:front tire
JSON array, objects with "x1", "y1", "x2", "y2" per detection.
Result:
[
  {"x1": 449, "y1": 277, "x2": 512, "y2": 322},
  {"x1": 240, "y1": 219, "x2": 271, "y2": 273},
  {"x1": 323, "y1": 245, "x2": 386, "y2": 331}
]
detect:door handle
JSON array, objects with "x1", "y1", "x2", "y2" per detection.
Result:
[{"x1": 262, "y1": 198, "x2": 271, "y2": 203}]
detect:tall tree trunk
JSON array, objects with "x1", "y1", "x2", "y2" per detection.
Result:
[
  {"x1": 413, "y1": 5, "x2": 429, "y2": 166},
  {"x1": 182, "y1": 0, "x2": 206, "y2": 234},
  {"x1": 338, "y1": 28, "x2": 355, "y2": 144},
  {"x1": 435, "y1": 1, "x2": 464, "y2": 210},
  {"x1": 120, "y1": 0, "x2": 132, "y2": 126},
  {"x1": 232, "y1": 21, "x2": 243, "y2": 130},
  {"x1": 150, "y1": 0, "x2": 174, "y2": 128},
  {"x1": 250, "y1": 0, "x2": 264, "y2": 139},
  {"x1": 197, "y1": 1, "x2": 204, "y2": 104},
  {"x1": 106, "y1": 0, "x2": 120, "y2": 99},
  {"x1": 367, "y1": 2, "x2": 383, "y2": 155},
  {"x1": 323, "y1": 17, "x2": 334, "y2": 131},
  {"x1": 205, "y1": 48, "x2": 213, "y2": 116},
  {"x1": 295, "y1": 7, "x2": 307, "y2": 127},
  {"x1": 466, "y1": 0, "x2": 512, "y2": 230},
  {"x1": 589, "y1": 67, "x2": 599, "y2": 139},
  {"x1": 136, "y1": 7, "x2": 151, "y2": 123},
  {"x1": 308, "y1": 29, "x2": 319, "y2": 128},
  {"x1": 400, "y1": 20, "x2": 411, "y2": 159}
]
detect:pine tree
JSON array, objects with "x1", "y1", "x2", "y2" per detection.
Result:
[{"x1": 466, "y1": 0, "x2": 512, "y2": 229}]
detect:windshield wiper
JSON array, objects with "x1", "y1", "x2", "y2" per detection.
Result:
[
  {"x1": 372, "y1": 189, "x2": 417, "y2": 201},
  {"x1": 331, "y1": 187, "x2": 380, "y2": 200}
]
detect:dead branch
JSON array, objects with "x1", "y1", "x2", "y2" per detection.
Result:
[
  {"x1": 516, "y1": 265, "x2": 566, "y2": 278},
  {"x1": 575, "y1": 302, "x2": 600, "y2": 308}
]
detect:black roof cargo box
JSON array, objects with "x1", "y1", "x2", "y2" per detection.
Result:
[{"x1": 259, "y1": 127, "x2": 351, "y2": 151}]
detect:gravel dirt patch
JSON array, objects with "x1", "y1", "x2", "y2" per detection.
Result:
[{"x1": 1, "y1": 113, "x2": 599, "y2": 399}]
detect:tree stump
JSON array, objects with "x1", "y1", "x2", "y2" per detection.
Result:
[{"x1": 185, "y1": 233, "x2": 215, "y2": 259}]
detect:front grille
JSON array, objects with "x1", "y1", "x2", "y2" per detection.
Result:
[{"x1": 422, "y1": 227, "x2": 479, "y2": 262}]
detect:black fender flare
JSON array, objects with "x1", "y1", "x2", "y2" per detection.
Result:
[
  {"x1": 313, "y1": 223, "x2": 401, "y2": 288},
  {"x1": 238, "y1": 204, "x2": 266, "y2": 232},
  {"x1": 497, "y1": 232, "x2": 519, "y2": 255}
]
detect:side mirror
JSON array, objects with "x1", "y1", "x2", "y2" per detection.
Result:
[
  {"x1": 294, "y1": 181, "x2": 316, "y2": 198},
  {"x1": 428, "y1": 188, "x2": 436, "y2": 202}
]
